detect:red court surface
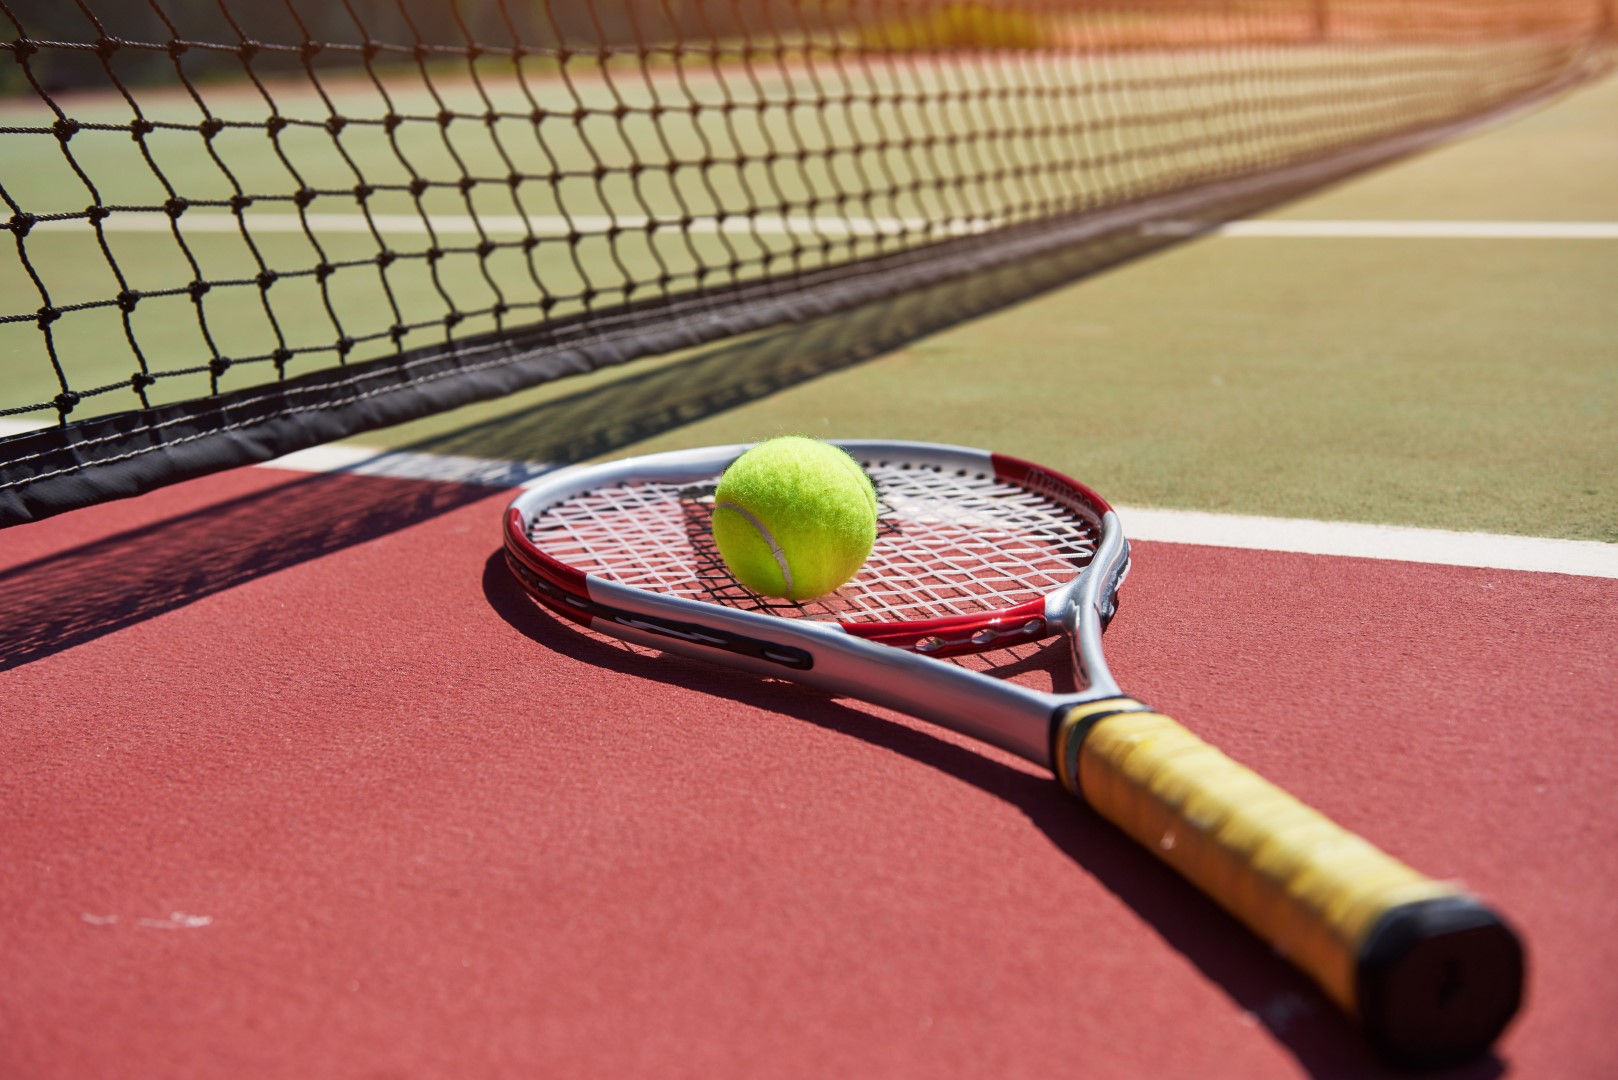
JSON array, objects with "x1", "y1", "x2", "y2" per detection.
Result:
[{"x1": 3, "y1": 464, "x2": 1617, "y2": 1079}]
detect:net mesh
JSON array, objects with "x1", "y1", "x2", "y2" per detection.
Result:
[
  {"x1": 1, "y1": 1, "x2": 1614, "y2": 523},
  {"x1": 522, "y1": 456, "x2": 1098, "y2": 630}
]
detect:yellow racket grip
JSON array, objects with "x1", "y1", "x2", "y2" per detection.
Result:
[{"x1": 1053, "y1": 699, "x2": 1523, "y2": 1067}]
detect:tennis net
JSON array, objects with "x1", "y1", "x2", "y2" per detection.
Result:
[{"x1": 1, "y1": 1, "x2": 1613, "y2": 523}]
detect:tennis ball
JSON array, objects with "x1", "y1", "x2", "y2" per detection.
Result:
[{"x1": 711, "y1": 437, "x2": 878, "y2": 601}]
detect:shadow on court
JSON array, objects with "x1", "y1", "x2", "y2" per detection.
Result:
[
  {"x1": 0, "y1": 177, "x2": 1351, "y2": 675},
  {"x1": 0, "y1": 471, "x2": 499, "y2": 672},
  {"x1": 0, "y1": 200, "x2": 1233, "y2": 670},
  {"x1": 481, "y1": 550, "x2": 1505, "y2": 1080}
]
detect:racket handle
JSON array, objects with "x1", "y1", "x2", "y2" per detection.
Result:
[{"x1": 1053, "y1": 699, "x2": 1523, "y2": 1068}]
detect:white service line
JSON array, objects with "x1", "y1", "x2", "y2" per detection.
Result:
[
  {"x1": 1148, "y1": 219, "x2": 1618, "y2": 240},
  {"x1": 1113, "y1": 505, "x2": 1618, "y2": 579}
]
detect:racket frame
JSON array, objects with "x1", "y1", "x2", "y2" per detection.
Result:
[
  {"x1": 500, "y1": 438, "x2": 1526, "y2": 1067},
  {"x1": 503, "y1": 440, "x2": 1133, "y2": 767}
]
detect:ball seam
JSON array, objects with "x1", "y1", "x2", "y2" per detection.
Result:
[{"x1": 713, "y1": 500, "x2": 794, "y2": 595}]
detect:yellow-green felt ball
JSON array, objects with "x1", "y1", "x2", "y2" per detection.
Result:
[{"x1": 711, "y1": 437, "x2": 878, "y2": 601}]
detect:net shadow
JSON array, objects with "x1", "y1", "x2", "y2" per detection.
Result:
[
  {"x1": 0, "y1": 469, "x2": 497, "y2": 672},
  {"x1": 0, "y1": 175, "x2": 1390, "y2": 674}
]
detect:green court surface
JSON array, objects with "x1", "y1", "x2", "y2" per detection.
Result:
[{"x1": 354, "y1": 72, "x2": 1618, "y2": 543}]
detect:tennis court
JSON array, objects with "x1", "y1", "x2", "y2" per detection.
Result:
[{"x1": 3, "y1": 3, "x2": 1617, "y2": 1077}]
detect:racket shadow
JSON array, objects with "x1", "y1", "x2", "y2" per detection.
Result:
[{"x1": 480, "y1": 551, "x2": 1504, "y2": 1080}]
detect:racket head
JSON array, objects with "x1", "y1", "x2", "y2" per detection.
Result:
[{"x1": 503, "y1": 440, "x2": 1127, "y2": 662}]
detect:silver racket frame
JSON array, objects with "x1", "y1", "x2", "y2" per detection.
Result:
[{"x1": 504, "y1": 440, "x2": 1133, "y2": 769}]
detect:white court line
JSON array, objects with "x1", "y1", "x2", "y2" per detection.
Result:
[
  {"x1": 5, "y1": 429, "x2": 1615, "y2": 584},
  {"x1": 1113, "y1": 505, "x2": 1618, "y2": 579},
  {"x1": 264, "y1": 442, "x2": 1616, "y2": 579},
  {"x1": 1148, "y1": 219, "x2": 1618, "y2": 239}
]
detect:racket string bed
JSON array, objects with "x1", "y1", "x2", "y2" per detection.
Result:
[{"x1": 520, "y1": 460, "x2": 1100, "y2": 627}]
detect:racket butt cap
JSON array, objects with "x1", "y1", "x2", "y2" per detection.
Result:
[{"x1": 1356, "y1": 895, "x2": 1525, "y2": 1070}]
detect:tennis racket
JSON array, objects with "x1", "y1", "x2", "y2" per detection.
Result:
[{"x1": 501, "y1": 439, "x2": 1522, "y2": 1067}]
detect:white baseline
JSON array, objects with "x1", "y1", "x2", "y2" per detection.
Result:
[
  {"x1": 5, "y1": 441, "x2": 1614, "y2": 585},
  {"x1": 2, "y1": 422, "x2": 1612, "y2": 578}
]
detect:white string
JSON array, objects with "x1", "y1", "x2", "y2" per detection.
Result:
[{"x1": 524, "y1": 458, "x2": 1097, "y2": 624}]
